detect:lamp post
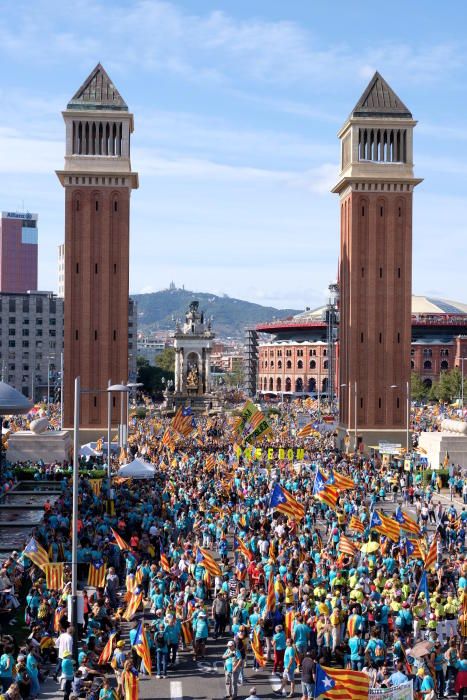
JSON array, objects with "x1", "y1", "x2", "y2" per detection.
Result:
[
  {"x1": 340, "y1": 381, "x2": 357, "y2": 451},
  {"x1": 460, "y1": 358, "x2": 467, "y2": 411},
  {"x1": 106, "y1": 384, "x2": 130, "y2": 482}
]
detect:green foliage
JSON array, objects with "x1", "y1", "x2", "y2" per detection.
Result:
[
  {"x1": 411, "y1": 372, "x2": 428, "y2": 401},
  {"x1": 131, "y1": 288, "x2": 300, "y2": 338},
  {"x1": 428, "y1": 368, "x2": 467, "y2": 404},
  {"x1": 421, "y1": 468, "x2": 449, "y2": 486},
  {"x1": 137, "y1": 356, "x2": 174, "y2": 396},
  {"x1": 11, "y1": 467, "x2": 107, "y2": 480},
  {"x1": 155, "y1": 347, "x2": 176, "y2": 373}
]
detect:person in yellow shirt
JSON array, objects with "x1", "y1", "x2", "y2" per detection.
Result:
[
  {"x1": 444, "y1": 595, "x2": 458, "y2": 639},
  {"x1": 349, "y1": 584, "x2": 364, "y2": 604},
  {"x1": 330, "y1": 608, "x2": 341, "y2": 652}
]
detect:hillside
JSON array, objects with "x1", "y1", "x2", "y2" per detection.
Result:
[{"x1": 131, "y1": 288, "x2": 301, "y2": 338}]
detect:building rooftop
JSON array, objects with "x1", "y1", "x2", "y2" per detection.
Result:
[
  {"x1": 67, "y1": 63, "x2": 128, "y2": 111},
  {"x1": 350, "y1": 71, "x2": 412, "y2": 119}
]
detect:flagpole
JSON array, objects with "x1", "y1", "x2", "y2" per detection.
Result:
[{"x1": 71, "y1": 376, "x2": 80, "y2": 663}]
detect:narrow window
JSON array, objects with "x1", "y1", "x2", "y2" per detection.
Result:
[
  {"x1": 76, "y1": 200, "x2": 80, "y2": 211},
  {"x1": 76, "y1": 263, "x2": 79, "y2": 273},
  {"x1": 360, "y1": 398, "x2": 363, "y2": 409},
  {"x1": 361, "y1": 267, "x2": 364, "y2": 278},
  {"x1": 95, "y1": 200, "x2": 99, "y2": 211},
  {"x1": 379, "y1": 267, "x2": 383, "y2": 278},
  {"x1": 114, "y1": 264, "x2": 117, "y2": 274},
  {"x1": 94, "y1": 330, "x2": 98, "y2": 340},
  {"x1": 113, "y1": 330, "x2": 117, "y2": 340},
  {"x1": 93, "y1": 396, "x2": 97, "y2": 407},
  {"x1": 361, "y1": 206, "x2": 365, "y2": 216},
  {"x1": 95, "y1": 263, "x2": 98, "y2": 274},
  {"x1": 75, "y1": 330, "x2": 79, "y2": 340},
  {"x1": 398, "y1": 207, "x2": 402, "y2": 217},
  {"x1": 378, "y1": 398, "x2": 382, "y2": 408},
  {"x1": 398, "y1": 267, "x2": 401, "y2": 278},
  {"x1": 397, "y1": 332, "x2": 400, "y2": 343},
  {"x1": 113, "y1": 397, "x2": 116, "y2": 408},
  {"x1": 380, "y1": 206, "x2": 384, "y2": 216},
  {"x1": 360, "y1": 332, "x2": 364, "y2": 343},
  {"x1": 114, "y1": 200, "x2": 118, "y2": 212},
  {"x1": 379, "y1": 332, "x2": 382, "y2": 343},
  {"x1": 397, "y1": 398, "x2": 400, "y2": 409}
]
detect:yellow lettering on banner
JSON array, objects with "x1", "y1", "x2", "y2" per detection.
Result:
[
  {"x1": 278, "y1": 448, "x2": 285, "y2": 459},
  {"x1": 255, "y1": 448, "x2": 262, "y2": 459},
  {"x1": 268, "y1": 448, "x2": 274, "y2": 460},
  {"x1": 296, "y1": 449, "x2": 304, "y2": 460},
  {"x1": 287, "y1": 449, "x2": 294, "y2": 461}
]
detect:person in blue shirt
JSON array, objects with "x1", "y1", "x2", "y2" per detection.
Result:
[
  {"x1": 272, "y1": 625, "x2": 286, "y2": 674},
  {"x1": 349, "y1": 630, "x2": 365, "y2": 671},
  {"x1": 193, "y1": 611, "x2": 209, "y2": 661},
  {"x1": 154, "y1": 622, "x2": 169, "y2": 678},
  {"x1": 279, "y1": 638, "x2": 297, "y2": 698}
]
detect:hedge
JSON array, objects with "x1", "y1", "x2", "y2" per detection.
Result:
[{"x1": 11, "y1": 466, "x2": 107, "y2": 481}]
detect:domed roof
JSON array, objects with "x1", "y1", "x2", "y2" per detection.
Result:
[{"x1": 0, "y1": 382, "x2": 32, "y2": 414}]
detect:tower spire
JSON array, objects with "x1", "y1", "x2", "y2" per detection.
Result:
[
  {"x1": 67, "y1": 63, "x2": 128, "y2": 111},
  {"x1": 350, "y1": 71, "x2": 412, "y2": 119}
]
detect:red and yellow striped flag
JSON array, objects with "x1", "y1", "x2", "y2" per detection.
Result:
[
  {"x1": 349, "y1": 515, "x2": 364, "y2": 533},
  {"x1": 122, "y1": 669, "x2": 139, "y2": 700},
  {"x1": 251, "y1": 629, "x2": 266, "y2": 667},
  {"x1": 317, "y1": 664, "x2": 369, "y2": 700},
  {"x1": 123, "y1": 592, "x2": 143, "y2": 621},
  {"x1": 196, "y1": 547, "x2": 222, "y2": 577},
  {"x1": 23, "y1": 537, "x2": 50, "y2": 570},
  {"x1": 181, "y1": 620, "x2": 193, "y2": 646},
  {"x1": 333, "y1": 472, "x2": 355, "y2": 490},
  {"x1": 205, "y1": 454, "x2": 216, "y2": 471},
  {"x1": 88, "y1": 561, "x2": 107, "y2": 588},
  {"x1": 43, "y1": 563, "x2": 64, "y2": 590},
  {"x1": 234, "y1": 536, "x2": 254, "y2": 562},
  {"x1": 266, "y1": 572, "x2": 276, "y2": 613},
  {"x1": 338, "y1": 535, "x2": 359, "y2": 557},
  {"x1": 297, "y1": 423, "x2": 315, "y2": 438},
  {"x1": 133, "y1": 621, "x2": 152, "y2": 676},
  {"x1": 110, "y1": 527, "x2": 130, "y2": 551},
  {"x1": 315, "y1": 483, "x2": 339, "y2": 510},
  {"x1": 98, "y1": 632, "x2": 117, "y2": 665},
  {"x1": 424, "y1": 536, "x2": 438, "y2": 571},
  {"x1": 285, "y1": 610, "x2": 295, "y2": 639}
]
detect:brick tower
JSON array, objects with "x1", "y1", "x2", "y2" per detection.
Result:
[
  {"x1": 57, "y1": 64, "x2": 138, "y2": 429},
  {"x1": 332, "y1": 72, "x2": 422, "y2": 450}
]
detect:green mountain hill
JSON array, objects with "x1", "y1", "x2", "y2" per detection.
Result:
[{"x1": 131, "y1": 287, "x2": 301, "y2": 338}]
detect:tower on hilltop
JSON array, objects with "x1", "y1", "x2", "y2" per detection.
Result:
[
  {"x1": 56, "y1": 64, "x2": 138, "y2": 429},
  {"x1": 332, "y1": 72, "x2": 422, "y2": 451}
]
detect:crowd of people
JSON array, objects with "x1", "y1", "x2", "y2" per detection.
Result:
[{"x1": 0, "y1": 398, "x2": 466, "y2": 700}]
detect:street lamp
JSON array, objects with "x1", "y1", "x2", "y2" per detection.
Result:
[
  {"x1": 459, "y1": 358, "x2": 467, "y2": 411},
  {"x1": 390, "y1": 381, "x2": 410, "y2": 454},
  {"x1": 106, "y1": 384, "x2": 130, "y2": 483}
]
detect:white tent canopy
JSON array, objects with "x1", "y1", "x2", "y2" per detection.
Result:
[{"x1": 117, "y1": 458, "x2": 155, "y2": 479}]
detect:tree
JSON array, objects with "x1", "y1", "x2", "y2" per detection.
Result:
[
  {"x1": 137, "y1": 356, "x2": 174, "y2": 397},
  {"x1": 155, "y1": 347, "x2": 175, "y2": 373},
  {"x1": 410, "y1": 372, "x2": 427, "y2": 402}
]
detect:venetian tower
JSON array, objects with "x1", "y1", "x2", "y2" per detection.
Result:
[
  {"x1": 56, "y1": 64, "x2": 138, "y2": 429},
  {"x1": 332, "y1": 72, "x2": 422, "y2": 450}
]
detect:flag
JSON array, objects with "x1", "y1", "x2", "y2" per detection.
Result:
[
  {"x1": 110, "y1": 527, "x2": 130, "y2": 551},
  {"x1": 172, "y1": 407, "x2": 195, "y2": 437},
  {"x1": 161, "y1": 427, "x2": 176, "y2": 450},
  {"x1": 314, "y1": 663, "x2": 369, "y2": 700},
  {"x1": 122, "y1": 669, "x2": 139, "y2": 700},
  {"x1": 313, "y1": 471, "x2": 339, "y2": 510},
  {"x1": 90, "y1": 479, "x2": 103, "y2": 497},
  {"x1": 88, "y1": 561, "x2": 107, "y2": 588},
  {"x1": 265, "y1": 572, "x2": 276, "y2": 613},
  {"x1": 234, "y1": 536, "x2": 254, "y2": 562},
  {"x1": 297, "y1": 423, "x2": 315, "y2": 438},
  {"x1": 424, "y1": 536, "x2": 438, "y2": 571},
  {"x1": 181, "y1": 620, "x2": 193, "y2": 646},
  {"x1": 23, "y1": 537, "x2": 50, "y2": 570},
  {"x1": 196, "y1": 547, "x2": 222, "y2": 577},
  {"x1": 269, "y1": 483, "x2": 305, "y2": 520},
  {"x1": 160, "y1": 542, "x2": 171, "y2": 573},
  {"x1": 133, "y1": 621, "x2": 152, "y2": 676},
  {"x1": 251, "y1": 629, "x2": 266, "y2": 667},
  {"x1": 123, "y1": 592, "x2": 143, "y2": 621},
  {"x1": 285, "y1": 610, "x2": 295, "y2": 639},
  {"x1": 416, "y1": 571, "x2": 431, "y2": 612},
  {"x1": 43, "y1": 563, "x2": 64, "y2": 590},
  {"x1": 304, "y1": 397, "x2": 314, "y2": 409},
  {"x1": 394, "y1": 510, "x2": 421, "y2": 536},
  {"x1": 338, "y1": 535, "x2": 359, "y2": 557},
  {"x1": 235, "y1": 401, "x2": 260, "y2": 436},
  {"x1": 370, "y1": 511, "x2": 400, "y2": 542},
  {"x1": 205, "y1": 454, "x2": 216, "y2": 471},
  {"x1": 331, "y1": 471, "x2": 355, "y2": 491},
  {"x1": 349, "y1": 515, "x2": 364, "y2": 533},
  {"x1": 268, "y1": 539, "x2": 276, "y2": 562},
  {"x1": 406, "y1": 538, "x2": 424, "y2": 561},
  {"x1": 98, "y1": 632, "x2": 117, "y2": 665}
]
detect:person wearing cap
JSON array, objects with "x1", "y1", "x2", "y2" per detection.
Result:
[
  {"x1": 193, "y1": 611, "x2": 209, "y2": 661},
  {"x1": 223, "y1": 641, "x2": 242, "y2": 699},
  {"x1": 111, "y1": 640, "x2": 127, "y2": 696}
]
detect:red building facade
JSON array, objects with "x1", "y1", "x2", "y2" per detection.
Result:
[{"x1": 0, "y1": 212, "x2": 38, "y2": 293}]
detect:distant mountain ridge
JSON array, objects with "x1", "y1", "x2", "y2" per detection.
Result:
[{"x1": 131, "y1": 288, "x2": 302, "y2": 338}]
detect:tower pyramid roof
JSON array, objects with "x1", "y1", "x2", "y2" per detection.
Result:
[
  {"x1": 67, "y1": 63, "x2": 128, "y2": 111},
  {"x1": 351, "y1": 71, "x2": 412, "y2": 119}
]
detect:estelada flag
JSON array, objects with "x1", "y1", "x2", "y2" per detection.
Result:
[
  {"x1": 394, "y1": 510, "x2": 421, "y2": 536},
  {"x1": 265, "y1": 572, "x2": 276, "y2": 613},
  {"x1": 181, "y1": 620, "x2": 193, "y2": 646},
  {"x1": 43, "y1": 563, "x2": 64, "y2": 590},
  {"x1": 251, "y1": 629, "x2": 266, "y2": 667},
  {"x1": 297, "y1": 423, "x2": 315, "y2": 438},
  {"x1": 349, "y1": 515, "x2": 364, "y2": 533},
  {"x1": 98, "y1": 632, "x2": 117, "y2": 665},
  {"x1": 122, "y1": 669, "x2": 139, "y2": 700},
  {"x1": 123, "y1": 592, "x2": 143, "y2": 621},
  {"x1": 369, "y1": 511, "x2": 400, "y2": 542},
  {"x1": 133, "y1": 621, "x2": 152, "y2": 676},
  {"x1": 196, "y1": 547, "x2": 222, "y2": 577},
  {"x1": 160, "y1": 542, "x2": 171, "y2": 573},
  {"x1": 110, "y1": 527, "x2": 130, "y2": 551},
  {"x1": 332, "y1": 471, "x2": 355, "y2": 491},
  {"x1": 315, "y1": 663, "x2": 369, "y2": 700},
  {"x1": 88, "y1": 561, "x2": 107, "y2": 588},
  {"x1": 285, "y1": 610, "x2": 295, "y2": 639},
  {"x1": 23, "y1": 537, "x2": 50, "y2": 570},
  {"x1": 269, "y1": 483, "x2": 305, "y2": 520},
  {"x1": 424, "y1": 536, "x2": 438, "y2": 571},
  {"x1": 234, "y1": 536, "x2": 254, "y2": 562},
  {"x1": 338, "y1": 535, "x2": 359, "y2": 557}
]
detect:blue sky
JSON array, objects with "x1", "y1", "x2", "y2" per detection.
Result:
[{"x1": 0, "y1": 0, "x2": 466, "y2": 309}]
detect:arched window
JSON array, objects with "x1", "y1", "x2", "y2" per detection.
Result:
[
  {"x1": 285, "y1": 377, "x2": 291, "y2": 392},
  {"x1": 323, "y1": 360, "x2": 329, "y2": 370},
  {"x1": 322, "y1": 378, "x2": 328, "y2": 392},
  {"x1": 297, "y1": 360, "x2": 303, "y2": 369},
  {"x1": 286, "y1": 360, "x2": 292, "y2": 369},
  {"x1": 411, "y1": 360, "x2": 414, "y2": 369},
  {"x1": 269, "y1": 377, "x2": 273, "y2": 392},
  {"x1": 277, "y1": 360, "x2": 282, "y2": 369},
  {"x1": 270, "y1": 361, "x2": 274, "y2": 369},
  {"x1": 423, "y1": 378, "x2": 432, "y2": 389},
  {"x1": 424, "y1": 360, "x2": 432, "y2": 370},
  {"x1": 309, "y1": 360, "x2": 316, "y2": 369},
  {"x1": 295, "y1": 378, "x2": 303, "y2": 393},
  {"x1": 441, "y1": 360, "x2": 449, "y2": 370},
  {"x1": 263, "y1": 377, "x2": 267, "y2": 391},
  {"x1": 308, "y1": 377, "x2": 316, "y2": 392},
  {"x1": 276, "y1": 377, "x2": 281, "y2": 392}
]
